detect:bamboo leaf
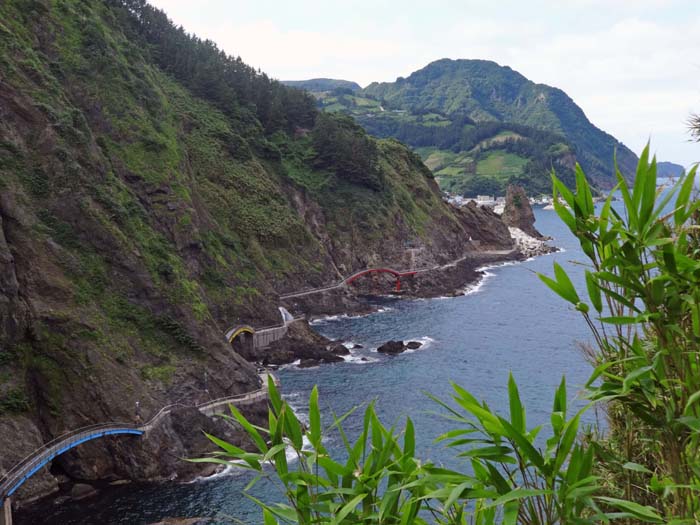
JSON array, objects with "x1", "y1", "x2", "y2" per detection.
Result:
[
  {"x1": 330, "y1": 493, "x2": 366, "y2": 525},
  {"x1": 597, "y1": 497, "x2": 664, "y2": 522},
  {"x1": 585, "y1": 271, "x2": 603, "y2": 313},
  {"x1": 309, "y1": 385, "x2": 322, "y2": 447},
  {"x1": 508, "y1": 373, "x2": 525, "y2": 434}
]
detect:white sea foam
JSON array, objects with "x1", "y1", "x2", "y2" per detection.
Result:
[
  {"x1": 310, "y1": 306, "x2": 394, "y2": 326},
  {"x1": 341, "y1": 353, "x2": 378, "y2": 364},
  {"x1": 279, "y1": 359, "x2": 301, "y2": 370},
  {"x1": 189, "y1": 462, "x2": 247, "y2": 483},
  {"x1": 403, "y1": 336, "x2": 436, "y2": 353},
  {"x1": 310, "y1": 313, "x2": 351, "y2": 325}
]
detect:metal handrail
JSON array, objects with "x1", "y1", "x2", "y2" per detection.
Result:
[
  {"x1": 224, "y1": 315, "x2": 305, "y2": 336},
  {"x1": 0, "y1": 372, "x2": 277, "y2": 500},
  {"x1": 0, "y1": 422, "x2": 138, "y2": 497}
]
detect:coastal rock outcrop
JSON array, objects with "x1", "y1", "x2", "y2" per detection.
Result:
[
  {"x1": 234, "y1": 320, "x2": 344, "y2": 367},
  {"x1": 509, "y1": 227, "x2": 557, "y2": 259},
  {"x1": 502, "y1": 185, "x2": 543, "y2": 239},
  {"x1": 377, "y1": 340, "x2": 423, "y2": 354},
  {"x1": 377, "y1": 340, "x2": 405, "y2": 354}
]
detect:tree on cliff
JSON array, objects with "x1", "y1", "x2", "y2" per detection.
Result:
[{"x1": 311, "y1": 113, "x2": 384, "y2": 191}]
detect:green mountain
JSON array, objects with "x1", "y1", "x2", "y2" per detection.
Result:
[
  {"x1": 296, "y1": 60, "x2": 652, "y2": 195},
  {"x1": 363, "y1": 59, "x2": 639, "y2": 187},
  {"x1": 283, "y1": 78, "x2": 361, "y2": 92},
  {"x1": 308, "y1": 85, "x2": 576, "y2": 195},
  {"x1": 0, "y1": 0, "x2": 513, "y2": 500}
]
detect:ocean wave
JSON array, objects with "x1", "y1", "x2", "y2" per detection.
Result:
[
  {"x1": 403, "y1": 336, "x2": 436, "y2": 353},
  {"x1": 279, "y1": 359, "x2": 301, "y2": 370},
  {"x1": 309, "y1": 306, "x2": 394, "y2": 325},
  {"x1": 188, "y1": 462, "x2": 247, "y2": 484},
  {"x1": 341, "y1": 353, "x2": 379, "y2": 364},
  {"x1": 309, "y1": 313, "x2": 351, "y2": 325},
  {"x1": 461, "y1": 259, "x2": 522, "y2": 296}
]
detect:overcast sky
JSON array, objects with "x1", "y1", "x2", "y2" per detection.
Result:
[{"x1": 150, "y1": 0, "x2": 700, "y2": 167}]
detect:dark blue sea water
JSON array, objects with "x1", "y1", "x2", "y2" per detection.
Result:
[{"x1": 18, "y1": 207, "x2": 601, "y2": 525}]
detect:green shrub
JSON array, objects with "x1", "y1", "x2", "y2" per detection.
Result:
[
  {"x1": 540, "y1": 147, "x2": 700, "y2": 520},
  {"x1": 0, "y1": 388, "x2": 30, "y2": 414},
  {"x1": 141, "y1": 365, "x2": 176, "y2": 384}
]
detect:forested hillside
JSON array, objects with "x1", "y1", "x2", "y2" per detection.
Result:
[
  {"x1": 283, "y1": 78, "x2": 361, "y2": 92},
  {"x1": 307, "y1": 85, "x2": 576, "y2": 195},
  {"x1": 0, "y1": 0, "x2": 506, "y2": 501},
  {"x1": 363, "y1": 59, "x2": 640, "y2": 186},
  {"x1": 290, "y1": 60, "x2": 656, "y2": 195}
]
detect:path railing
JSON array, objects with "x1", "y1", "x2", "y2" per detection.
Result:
[
  {"x1": 0, "y1": 373, "x2": 276, "y2": 502},
  {"x1": 278, "y1": 250, "x2": 516, "y2": 299},
  {"x1": 0, "y1": 423, "x2": 142, "y2": 500}
]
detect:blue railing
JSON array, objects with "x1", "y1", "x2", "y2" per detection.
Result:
[{"x1": 1, "y1": 425, "x2": 144, "y2": 500}]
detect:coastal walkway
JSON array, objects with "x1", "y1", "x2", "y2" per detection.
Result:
[
  {"x1": 0, "y1": 373, "x2": 277, "y2": 523},
  {"x1": 279, "y1": 249, "x2": 516, "y2": 299},
  {"x1": 224, "y1": 307, "x2": 302, "y2": 348},
  {"x1": 0, "y1": 307, "x2": 300, "y2": 515}
]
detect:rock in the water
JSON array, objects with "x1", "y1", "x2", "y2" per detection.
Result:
[
  {"x1": 298, "y1": 359, "x2": 321, "y2": 368},
  {"x1": 70, "y1": 483, "x2": 98, "y2": 501},
  {"x1": 352, "y1": 344, "x2": 364, "y2": 349},
  {"x1": 377, "y1": 340, "x2": 405, "y2": 354},
  {"x1": 405, "y1": 341, "x2": 422, "y2": 350},
  {"x1": 502, "y1": 185, "x2": 543, "y2": 239},
  {"x1": 329, "y1": 343, "x2": 350, "y2": 355}
]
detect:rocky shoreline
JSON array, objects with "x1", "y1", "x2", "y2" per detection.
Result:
[{"x1": 12, "y1": 187, "x2": 556, "y2": 519}]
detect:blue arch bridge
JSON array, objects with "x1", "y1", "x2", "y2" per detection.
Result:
[{"x1": 0, "y1": 306, "x2": 298, "y2": 525}]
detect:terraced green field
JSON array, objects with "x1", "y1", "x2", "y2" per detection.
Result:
[{"x1": 475, "y1": 150, "x2": 528, "y2": 179}]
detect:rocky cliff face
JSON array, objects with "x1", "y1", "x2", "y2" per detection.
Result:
[
  {"x1": 501, "y1": 185, "x2": 543, "y2": 239},
  {"x1": 0, "y1": 0, "x2": 519, "y2": 505}
]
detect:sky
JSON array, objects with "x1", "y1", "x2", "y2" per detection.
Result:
[{"x1": 150, "y1": 0, "x2": 700, "y2": 167}]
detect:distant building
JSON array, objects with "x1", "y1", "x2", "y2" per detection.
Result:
[{"x1": 475, "y1": 195, "x2": 497, "y2": 207}]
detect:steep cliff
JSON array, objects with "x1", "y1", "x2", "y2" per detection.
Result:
[
  {"x1": 0, "y1": 0, "x2": 514, "y2": 504},
  {"x1": 501, "y1": 185, "x2": 542, "y2": 239}
]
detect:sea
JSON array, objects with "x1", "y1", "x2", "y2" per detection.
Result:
[{"x1": 17, "y1": 206, "x2": 603, "y2": 525}]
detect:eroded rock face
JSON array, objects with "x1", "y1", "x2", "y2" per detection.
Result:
[
  {"x1": 459, "y1": 201, "x2": 515, "y2": 249},
  {"x1": 0, "y1": 1, "x2": 527, "y2": 506},
  {"x1": 236, "y1": 320, "x2": 344, "y2": 367},
  {"x1": 502, "y1": 185, "x2": 543, "y2": 239}
]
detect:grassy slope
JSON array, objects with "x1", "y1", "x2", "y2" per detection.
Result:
[
  {"x1": 315, "y1": 90, "x2": 573, "y2": 195},
  {"x1": 362, "y1": 59, "x2": 638, "y2": 186},
  {"x1": 0, "y1": 0, "x2": 473, "y2": 429}
]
